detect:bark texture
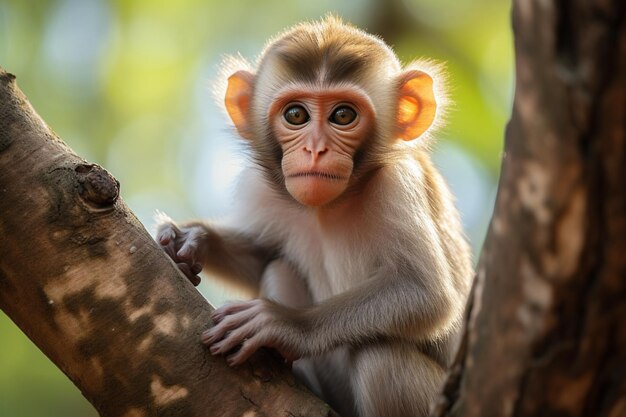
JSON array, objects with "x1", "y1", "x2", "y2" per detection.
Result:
[
  {"x1": 0, "y1": 68, "x2": 335, "y2": 417},
  {"x1": 434, "y1": 1, "x2": 626, "y2": 416}
]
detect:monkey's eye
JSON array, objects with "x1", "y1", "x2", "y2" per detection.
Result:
[
  {"x1": 329, "y1": 106, "x2": 357, "y2": 126},
  {"x1": 284, "y1": 105, "x2": 310, "y2": 125}
]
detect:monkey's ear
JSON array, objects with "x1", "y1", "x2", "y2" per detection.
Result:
[
  {"x1": 396, "y1": 70, "x2": 436, "y2": 141},
  {"x1": 225, "y1": 70, "x2": 255, "y2": 140}
]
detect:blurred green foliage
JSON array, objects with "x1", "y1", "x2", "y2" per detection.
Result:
[{"x1": 0, "y1": 0, "x2": 512, "y2": 415}]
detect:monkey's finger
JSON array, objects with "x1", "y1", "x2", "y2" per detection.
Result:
[
  {"x1": 177, "y1": 262, "x2": 192, "y2": 276},
  {"x1": 200, "y1": 330, "x2": 213, "y2": 345},
  {"x1": 203, "y1": 309, "x2": 255, "y2": 344},
  {"x1": 157, "y1": 225, "x2": 177, "y2": 245},
  {"x1": 226, "y1": 337, "x2": 262, "y2": 366},
  {"x1": 176, "y1": 263, "x2": 201, "y2": 286},
  {"x1": 202, "y1": 318, "x2": 237, "y2": 344},
  {"x1": 161, "y1": 241, "x2": 180, "y2": 261},
  {"x1": 177, "y1": 240, "x2": 197, "y2": 262},
  {"x1": 211, "y1": 306, "x2": 249, "y2": 324},
  {"x1": 208, "y1": 326, "x2": 252, "y2": 355},
  {"x1": 211, "y1": 300, "x2": 257, "y2": 321},
  {"x1": 202, "y1": 326, "x2": 229, "y2": 346},
  {"x1": 189, "y1": 274, "x2": 201, "y2": 286},
  {"x1": 191, "y1": 263, "x2": 203, "y2": 275}
]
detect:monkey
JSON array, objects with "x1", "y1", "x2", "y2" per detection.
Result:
[{"x1": 157, "y1": 16, "x2": 473, "y2": 417}]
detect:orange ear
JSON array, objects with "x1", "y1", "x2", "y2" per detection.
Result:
[
  {"x1": 396, "y1": 70, "x2": 436, "y2": 141},
  {"x1": 225, "y1": 70, "x2": 255, "y2": 140}
]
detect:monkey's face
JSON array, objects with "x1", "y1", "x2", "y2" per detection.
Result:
[
  {"x1": 268, "y1": 86, "x2": 375, "y2": 207},
  {"x1": 223, "y1": 30, "x2": 438, "y2": 209}
]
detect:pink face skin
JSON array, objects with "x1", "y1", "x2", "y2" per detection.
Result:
[{"x1": 269, "y1": 85, "x2": 376, "y2": 207}]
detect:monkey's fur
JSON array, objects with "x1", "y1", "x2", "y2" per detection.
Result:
[{"x1": 158, "y1": 16, "x2": 473, "y2": 417}]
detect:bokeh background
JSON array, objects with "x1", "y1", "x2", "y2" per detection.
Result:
[{"x1": 0, "y1": 0, "x2": 512, "y2": 415}]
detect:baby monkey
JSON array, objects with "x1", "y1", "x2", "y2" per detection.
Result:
[{"x1": 158, "y1": 16, "x2": 473, "y2": 417}]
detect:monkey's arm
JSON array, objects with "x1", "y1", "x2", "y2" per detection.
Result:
[
  {"x1": 204, "y1": 264, "x2": 462, "y2": 365},
  {"x1": 157, "y1": 220, "x2": 275, "y2": 292},
  {"x1": 303, "y1": 270, "x2": 460, "y2": 353}
]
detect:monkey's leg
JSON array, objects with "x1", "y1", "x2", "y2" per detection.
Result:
[
  {"x1": 351, "y1": 342, "x2": 445, "y2": 417},
  {"x1": 300, "y1": 348, "x2": 358, "y2": 417},
  {"x1": 259, "y1": 259, "x2": 319, "y2": 391},
  {"x1": 259, "y1": 261, "x2": 356, "y2": 416},
  {"x1": 259, "y1": 259, "x2": 320, "y2": 392}
]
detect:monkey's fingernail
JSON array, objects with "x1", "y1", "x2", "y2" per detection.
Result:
[{"x1": 159, "y1": 230, "x2": 176, "y2": 245}]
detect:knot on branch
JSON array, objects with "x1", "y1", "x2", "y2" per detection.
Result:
[
  {"x1": 76, "y1": 164, "x2": 119, "y2": 208},
  {"x1": 0, "y1": 68, "x2": 16, "y2": 83}
]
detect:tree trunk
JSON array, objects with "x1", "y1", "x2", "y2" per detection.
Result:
[
  {"x1": 435, "y1": 1, "x2": 626, "y2": 416},
  {"x1": 0, "y1": 68, "x2": 335, "y2": 417}
]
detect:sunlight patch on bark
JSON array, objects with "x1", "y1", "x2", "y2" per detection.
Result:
[
  {"x1": 154, "y1": 312, "x2": 177, "y2": 336},
  {"x1": 137, "y1": 334, "x2": 155, "y2": 353},
  {"x1": 89, "y1": 357, "x2": 104, "y2": 389},
  {"x1": 492, "y1": 214, "x2": 506, "y2": 236},
  {"x1": 121, "y1": 407, "x2": 147, "y2": 417},
  {"x1": 518, "y1": 161, "x2": 551, "y2": 224},
  {"x1": 128, "y1": 304, "x2": 154, "y2": 322},
  {"x1": 44, "y1": 257, "x2": 129, "y2": 303},
  {"x1": 44, "y1": 267, "x2": 92, "y2": 302},
  {"x1": 151, "y1": 375, "x2": 189, "y2": 406},
  {"x1": 518, "y1": 257, "x2": 553, "y2": 338},
  {"x1": 94, "y1": 273, "x2": 128, "y2": 299},
  {"x1": 544, "y1": 186, "x2": 586, "y2": 279},
  {"x1": 51, "y1": 306, "x2": 91, "y2": 341},
  {"x1": 180, "y1": 314, "x2": 192, "y2": 329}
]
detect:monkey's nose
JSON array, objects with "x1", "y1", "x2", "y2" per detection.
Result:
[{"x1": 303, "y1": 145, "x2": 328, "y2": 163}]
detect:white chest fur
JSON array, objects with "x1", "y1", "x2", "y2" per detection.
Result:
[
  {"x1": 281, "y1": 210, "x2": 379, "y2": 301},
  {"x1": 232, "y1": 167, "x2": 383, "y2": 302}
]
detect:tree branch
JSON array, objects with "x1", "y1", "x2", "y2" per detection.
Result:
[{"x1": 0, "y1": 67, "x2": 335, "y2": 417}]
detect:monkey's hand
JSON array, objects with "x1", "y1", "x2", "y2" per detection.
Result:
[
  {"x1": 201, "y1": 299, "x2": 304, "y2": 366},
  {"x1": 156, "y1": 220, "x2": 205, "y2": 286}
]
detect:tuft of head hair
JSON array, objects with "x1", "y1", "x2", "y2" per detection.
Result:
[
  {"x1": 211, "y1": 53, "x2": 253, "y2": 115},
  {"x1": 255, "y1": 15, "x2": 400, "y2": 85},
  {"x1": 214, "y1": 16, "x2": 449, "y2": 146}
]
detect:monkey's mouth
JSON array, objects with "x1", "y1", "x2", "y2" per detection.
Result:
[{"x1": 288, "y1": 171, "x2": 346, "y2": 181}]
